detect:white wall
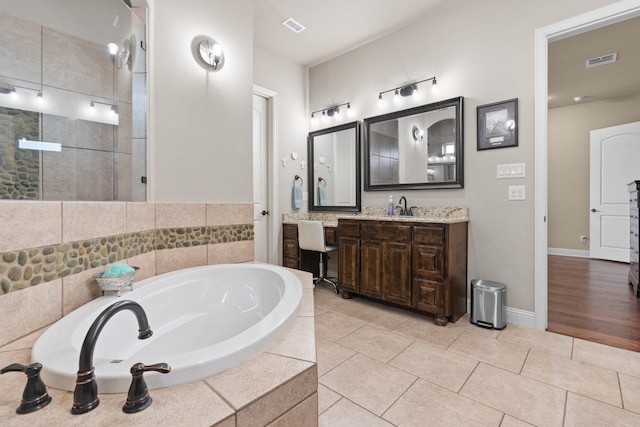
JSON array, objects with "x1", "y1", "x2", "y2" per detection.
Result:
[
  {"x1": 147, "y1": 0, "x2": 253, "y2": 202},
  {"x1": 307, "y1": 0, "x2": 619, "y2": 313}
]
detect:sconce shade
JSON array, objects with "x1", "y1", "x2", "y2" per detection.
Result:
[{"x1": 198, "y1": 39, "x2": 225, "y2": 71}]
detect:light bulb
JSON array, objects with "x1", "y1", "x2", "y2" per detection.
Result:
[
  {"x1": 431, "y1": 79, "x2": 438, "y2": 93},
  {"x1": 107, "y1": 43, "x2": 119, "y2": 55},
  {"x1": 37, "y1": 91, "x2": 44, "y2": 104}
]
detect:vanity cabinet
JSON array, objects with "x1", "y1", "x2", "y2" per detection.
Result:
[
  {"x1": 338, "y1": 218, "x2": 467, "y2": 325},
  {"x1": 630, "y1": 181, "x2": 640, "y2": 297}
]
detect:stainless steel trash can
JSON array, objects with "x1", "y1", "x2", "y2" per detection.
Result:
[{"x1": 471, "y1": 279, "x2": 506, "y2": 329}]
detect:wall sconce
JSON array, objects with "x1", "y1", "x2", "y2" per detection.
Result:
[
  {"x1": 198, "y1": 39, "x2": 224, "y2": 71},
  {"x1": 107, "y1": 39, "x2": 133, "y2": 70},
  {"x1": 412, "y1": 125, "x2": 424, "y2": 142},
  {"x1": 0, "y1": 83, "x2": 44, "y2": 102},
  {"x1": 310, "y1": 102, "x2": 351, "y2": 123},
  {"x1": 378, "y1": 77, "x2": 437, "y2": 104}
]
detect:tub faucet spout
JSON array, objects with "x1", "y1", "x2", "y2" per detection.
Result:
[{"x1": 71, "y1": 300, "x2": 153, "y2": 415}]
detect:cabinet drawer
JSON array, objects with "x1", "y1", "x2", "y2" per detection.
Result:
[
  {"x1": 412, "y1": 277, "x2": 444, "y2": 314},
  {"x1": 338, "y1": 221, "x2": 360, "y2": 237},
  {"x1": 325, "y1": 227, "x2": 337, "y2": 245},
  {"x1": 361, "y1": 223, "x2": 411, "y2": 241},
  {"x1": 413, "y1": 244, "x2": 445, "y2": 278},
  {"x1": 413, "y1": 225, "x2": 446, "y2": 245},
  {"x1": 283, "y1": 239, "x2": 298, "y2": 259},
  {"x1": 283, "y1": 224, "x2": 297, "y2": 239}
]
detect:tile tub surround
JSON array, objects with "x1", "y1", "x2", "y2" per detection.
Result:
[
  {"x1": 0, "y1": 201, "x2": 254, "y2": 347},
  {"x1": 0, "y1": 268, "x2": 318, "y2": 427}
]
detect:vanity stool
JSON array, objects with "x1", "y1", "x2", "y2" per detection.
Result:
[{"x1": 297, "y1": 220, "x2": 339, "y2": 293}]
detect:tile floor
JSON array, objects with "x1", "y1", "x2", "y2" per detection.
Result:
[{"x1": 313, "y1": 286, "x2": 640, "y2": 426}]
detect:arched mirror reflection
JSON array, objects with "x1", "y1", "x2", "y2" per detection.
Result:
[
  {"x1": 364, "y1": 96, "x2": 464, "y2": 190},
  {"x1": 308, "y1": 121, "x2": 361, "y2": 212},
  {"x1": 0, "y1": 0, "x2": 147, "y2": 201}
]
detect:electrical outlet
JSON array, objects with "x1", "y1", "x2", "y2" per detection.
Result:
[{"x1": 508, "y1": 185, "x2": 526, "y2": 201}]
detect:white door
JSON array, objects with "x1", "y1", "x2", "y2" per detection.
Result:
[
  {"x1": 589, "y1": 121, "x2": 640, "y2": 262},
  {"x1": 253, "y1": 94, "x2": 269, "y2": 262}
]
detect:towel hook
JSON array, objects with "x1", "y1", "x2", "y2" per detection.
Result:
[
  {"x1": 294, "y1": 175, "x2": 303, "y2": 186},
  {"x1": 318, "y1": 177, "x2": 326, "y2": 187}
]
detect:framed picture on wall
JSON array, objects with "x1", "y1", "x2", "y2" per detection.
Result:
[{"x1": 477, "y1": 98, "x2": 518, "y2": 150}]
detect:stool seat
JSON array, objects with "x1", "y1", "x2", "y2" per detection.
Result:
[{"x1": 298, "y1": 220, "x2": 339, "y2": 293}]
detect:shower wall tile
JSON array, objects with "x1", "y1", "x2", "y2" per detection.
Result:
[
  {"x1": 0, "y1": 278, "x2": 62, "y2": 348},
  {"x1": 156, "y1": 203, "x2": 206, "y2": 228},
  {"x1": 61, "y1": 265, "x2": 104, "y2": 316},
  {"x1": 43, "y1": 148, "x2": 115, "y2": 201},
  {"x1": 207, "y1": 203, "x2": 254, "y2": 226},
  {"x1": 115, "y1": 58, "x2": 133, "y2": 104},
  {"x1": 126, "y1": 202, "x2": 155, "y2": 232},
  {"x1": 155, "y1": 246, "x2": 207, "y2": 275},
  {"x1": 115, "y1": 152, "x2": 133, "y2": 201},
  {"x1": 0, "y1": 15, "x2": 41, "y2": 84},
  {"x1": 43, "y1": 115, "x2": 115, "y2": 151},
  {"x1": 116, "y1": 102, "x2": 133, "y2": 154},
  {"x1": 62, "y1": 202, "x2": 127, "y2": 243},
  {"x1": 208, "y1": 240, "x2": 254, "y2": 264},
  {"x1": 132, "y1": 139, "x2": 147, "y2": 202},
  {"x1": 42, "y1": 27, "x2": 113, "y2": 99},
  {"x1": 132, "y1": 74, "x2": 147, "y2": 139},
  {"x1": 0, "y1": 201, "x2": 61, "y2": 252}
]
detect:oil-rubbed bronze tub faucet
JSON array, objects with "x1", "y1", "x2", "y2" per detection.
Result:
[{"x1": 71, "y1": 300, "x2": 153, "y2": 415}]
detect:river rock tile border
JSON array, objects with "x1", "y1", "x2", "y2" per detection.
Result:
[{"x1": 0, "y1": 224, "x2": 253, "y2": 294}]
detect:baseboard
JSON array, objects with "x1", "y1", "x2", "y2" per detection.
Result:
[
  {"x1": 467, "y1": 299, "x2": 535, "y2": 329},
  {"x1": 547, "y1": 247, "x2": 590, "y2": 258}
]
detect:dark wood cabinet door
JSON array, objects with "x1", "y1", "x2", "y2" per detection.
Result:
[
  {"x1": 383, "y1": 241, "x2": 412, "y2": 306},
  {"x1": 413, "y1": 244, "x2": 444, "y2": 279},
  {"x1": 413, "y1": 277, "x2": 444, "y2": 313},
  {"x1": 339, "y1": 236, "x2": 360, "y2": 293},
  {"x1": 361, "y1": 240, "x2": 384, "y2": 299}
]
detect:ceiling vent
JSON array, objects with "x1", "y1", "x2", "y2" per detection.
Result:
[
  {"x1": 282, "y1": 17, "x2": 306, "y2": 33},
  {"x1": 586, "y1": 52, "x2": 617, "y2": 68}
]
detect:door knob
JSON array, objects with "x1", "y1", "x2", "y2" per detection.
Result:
[
  {"x1": 260, "y1": 210, "x2": 270, "y2": 216},
  {"x1": 591, "y1": 208, "x2": 598, "y2": 212}
]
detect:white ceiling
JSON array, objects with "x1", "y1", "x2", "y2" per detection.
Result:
[{"x1": 253, "y1": 1, "x2": 640, "y2": 108}]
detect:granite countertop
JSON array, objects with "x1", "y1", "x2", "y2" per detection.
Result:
[{"x1": 283, "y1": 207, "x2": 469, "y2": 226}]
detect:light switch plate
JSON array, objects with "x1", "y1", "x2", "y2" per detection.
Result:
[
  {"x1": 302, "y1": 191, "x2": 308, "y2": 201},
  {"x1": 497, "y1": 163, "x2": 526, "y2": 179},
  {"x1": 508, "y1": 185, "x2": 526, "y2": 200}
]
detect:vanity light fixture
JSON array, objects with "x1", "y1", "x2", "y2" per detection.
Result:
[
  {"x1": 378, "y1": 76, "x2": 437, "y2": 103},
  {"x1": 1, "y1": 83, "x2": 44, "y2": 102},
  {"x1": 90, "y1": 100, "x2": 118, "y2": 114},
  {"x1": 310, "y1": 102, "x2": 351, "y2": 123},
  {"x1": 198, "y1": 39, "x2": 224, "y2": 71}
]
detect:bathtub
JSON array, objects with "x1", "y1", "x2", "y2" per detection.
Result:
[{"x1": 32, "y1": 263, "x2": 303, "y2": 393}]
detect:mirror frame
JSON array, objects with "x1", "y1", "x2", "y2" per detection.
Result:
[
  {"x1": 308, "y1": 121, "x2": 361, "y2": 212},
  {"x1": 363, "y1": 96, "x2": 464, "y2": 191}
]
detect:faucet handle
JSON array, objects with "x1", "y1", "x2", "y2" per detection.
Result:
[
  {"x1": 123, "y1": 362, "x2": 171, "y2": 414},
  {"x1": 1, "y1": 362, "x2": 52, "y2": 414}
]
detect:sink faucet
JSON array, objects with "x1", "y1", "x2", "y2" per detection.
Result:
[
  {"x1": 71, "y1": 300, "x2": 153, "y2": 415},
  {"x1": 398, "y1": 196, "x2": 408, "y2": 216}
]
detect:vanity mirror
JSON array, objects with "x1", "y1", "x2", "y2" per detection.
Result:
[
  {"x1": 364, "y1": 96, "x2": 464, "y2": 190},
  {"x1": 308, "y1": 121, "x2": 361, "y2": 212},
  {"x1": 0, "y1": 0, "x2": 146, "y2": 201}
]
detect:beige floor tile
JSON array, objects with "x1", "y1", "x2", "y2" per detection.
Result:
[
  {"x1": 451, "y1": 313, "x2": 502, "y2": 339},
  {"x1": 500, "y1": 415, "x2": 536, "y2": 426},
  {"x1": 314, "y1": 288, "x2": 363, "y2": 317},
  {"x1": 318, "y1": 384, "x2": 341, "y2": 415},
  {"x1": 498, "y1": 325, "x2": 573, "y2": 358},
  {"x1": 314, "y1": 311, "x2": 366, "y2": 342},
  {"x1": 336, "y1": 324, "x2": 413, "y2": 363},
  {"x1": 620, "y1": 373, "x2": 640, "y2": 415},
  {"x1": 319, "y1": 353, "x2": 416, "y2": 416},
  {"x1": 564, "y1": 392, "x2": 640, "y2": 427},
  {"x1": 460, "y1": 363, "x2": 566, "y2": 427},
  {"x1": 384, "y1": 379, "x2": 503, "y2": 427},
  {"x1": 521, "y1": 349, "x2": 621, "y2": 407},
  {"x1": 389, "y1": 341, "x2": 478, "y2": 392},
  {"x1": 349, "y1": 301, "x2": 415, "y2": 330},
  {"x1": 318, "y1": 398, "x2": 394, "y2": 427},
  {"x1": 316, "y1": 337, "x2": 357, "y2": 376},
  {"x1": 573, "y1": 338, "x2": 640, "y2": 378},
  {"x1": 448, "y1": 332, "x2": 529, "y2": 373},
  {"x1": 393, "y1": 316, "x2": 463, "y2": 349}
]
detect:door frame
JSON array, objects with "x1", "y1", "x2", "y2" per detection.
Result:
[
  {"x1": 534, "y1": 0, "x2": 640, "y2": 330},
  {"x1": 253, "y1": 85, "x2": 279, "y2": 264}
]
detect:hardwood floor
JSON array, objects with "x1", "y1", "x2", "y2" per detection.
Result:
[{"x1": 548, "y1": 255, "x2": 640, "y2": 352}]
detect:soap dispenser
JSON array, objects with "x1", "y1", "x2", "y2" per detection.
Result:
[{"x1": 387, "y1": 195, "x2": 394, "y2": 216}]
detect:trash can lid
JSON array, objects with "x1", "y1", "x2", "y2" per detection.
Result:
[{"x1": 471, "y1": 279, "x2": 506, "y2": 291}]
